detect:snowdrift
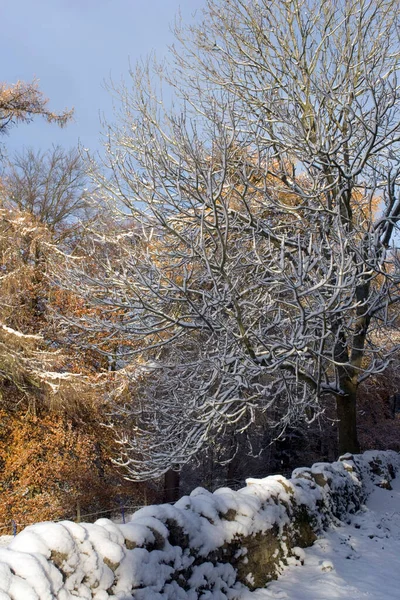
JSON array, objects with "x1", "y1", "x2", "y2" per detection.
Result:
[{"x1": 0, "y1": 450, "x2": 398, "y2": 599}]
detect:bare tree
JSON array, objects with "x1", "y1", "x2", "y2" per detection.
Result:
[
  {"x1": 59, "y1": 0, "x2": 400, "y2": 478},
  {"x1": 4, "y1": 146, "x2": 90, "y2": 237}
]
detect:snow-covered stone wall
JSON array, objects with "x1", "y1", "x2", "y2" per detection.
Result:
[{"x1": 0, "y1": 450, "x2": 398, "y2": 599}]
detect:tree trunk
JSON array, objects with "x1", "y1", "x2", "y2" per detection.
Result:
[
  {"x1": 163, "y1": 468, "x2": 180, "y2": 503},
  {"x1": 334, "y1": 279, "x2": 370, "y2": 456},
  {"x1": 335, "y1": 380, "x2": 360, "y2": 455},
  {"x1": 333, "y1": 316, "x2": 364, "y2": 456}
]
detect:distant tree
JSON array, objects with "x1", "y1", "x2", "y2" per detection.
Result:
[
  {"x1": 60, "y1": 0, "x2": 400, "y2": 479},
  {"x1": 3, "y1": 146, "x2": 90, "y2": 237}
]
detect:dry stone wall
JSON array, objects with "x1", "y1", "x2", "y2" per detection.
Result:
[{"x1": 0, "y1": 450, "x2": 398, "y2": 599}]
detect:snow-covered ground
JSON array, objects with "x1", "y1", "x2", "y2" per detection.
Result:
[
  {"x1": 0, "y1": 536, "x2": 12, "y2": 548},
  {"x1": 243, "y1": 476, "x2": 400, "y2": 600}
]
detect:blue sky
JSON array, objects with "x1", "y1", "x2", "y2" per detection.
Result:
[{"x1": 1, "y1": 0, "x2": 205, "y2": 157}]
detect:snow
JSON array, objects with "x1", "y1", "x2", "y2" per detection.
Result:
[
  {"x1": 241, "y1": 475, "x2": 400, "y2": 600},
  {"x1": 0, "y1": 323, "x2": 41, "y2": 340},
  {"x1": 0, "y1": 451, "x2": 397, "y2": 598}
]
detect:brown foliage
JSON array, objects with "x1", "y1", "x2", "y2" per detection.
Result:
[
  {"x1": 0, "y1": 407, "x2": 157, "y2": 533},
  {"x1": 0, "y1": 203, "x2": 162, "y2": 526}
]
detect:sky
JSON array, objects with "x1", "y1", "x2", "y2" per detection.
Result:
[{"x1": 1, "y1": 0, "x2": 206, "y2": 158}]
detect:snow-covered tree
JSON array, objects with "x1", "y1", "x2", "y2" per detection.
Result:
[{"x1": 61, "y1": 0, "x2": 400, "y2": 478}]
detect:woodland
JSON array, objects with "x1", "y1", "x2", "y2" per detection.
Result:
[{"x1": 1, "y1": 0, "x2": 400, "y2": 531}]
